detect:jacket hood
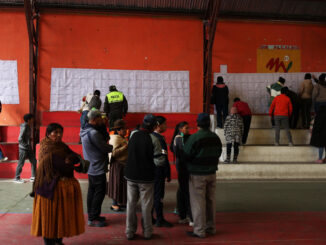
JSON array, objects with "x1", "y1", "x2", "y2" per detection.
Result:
[
  {"x1": 80, "y1": 123, "x2": 95, "y2": 137},
  {"x1": 216, "y1": 84, "x2": 226, "y2": 88}
]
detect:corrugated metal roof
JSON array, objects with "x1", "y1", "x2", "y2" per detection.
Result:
[{"x1": 1, "y1": 0, "x2": 326, "y2": 22}]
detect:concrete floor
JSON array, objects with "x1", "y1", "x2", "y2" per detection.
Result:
[{"x1": 1, "y1": 179, "x2": 326, "y2": 214}]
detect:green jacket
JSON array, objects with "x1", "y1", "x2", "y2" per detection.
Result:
[{"x1": 184, "y1": 128, "x2": 222, "y2": 175}]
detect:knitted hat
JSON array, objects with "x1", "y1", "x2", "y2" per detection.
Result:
[
  {"x1": 197, "y1": 113, "x2": 210, "y2": 124},
  {"x1": 143, "y1": 114, "x2": 157, "y2": 128},
  {"x1": 109, "y1": 85, "x2": 117, "y2": 92},
  {"x1": 87, "y1": 109, "x2": 102, "y2": 121}
]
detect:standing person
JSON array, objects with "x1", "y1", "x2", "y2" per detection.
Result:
[
  {"x1": 80, "y1": 110, "x2": 113, "y2": 227},
  {"x1": 312, "y1": 73, "x2": 326, "y2": 114},
  {"x1": 184, "y1": 113, "x2": 222, "y2": 238},
  {"x1": 171, "y1": 121, "x2": 193, "y2": 225},
  {"x1": 232, "y1": 98, "x2": 251, "y2": 144},
  {"x1": 104, "y1": 85, "x2": 128, "y2": 128},
  {"x1": 88, "y1": 90, "x2": 102, "y2": 111},
  {"x1": 124, "y1": 114, "x2": 157, "y2": 240},
  {"x1": 211, "y1": 76, "x2": 229, "y2": 128},
  {"x1": 108, "y1": 119, "x2": 128, "y2": 212},
  {"x1": 224, "y1": 107, "x2": 244, "y2": 163},
  {"x1": 310, "y1": 106, "x2": 326, "y2": 163},
  {"x1": 80, "y1": 92, "x2": 94, "y2": 129},
  {"x1": 269, "y1": 87, "x2": 293, "y2": 146},
  {"x1": 0, "y1": 100, "x2": 8, "y2": 162},
  {"x1": 299, "y1": 73, "x2": 314, "y2": 129},
  {"x1": 14, "y1": 114, "x2": 37, "y2": 183},
  {"x1": 285, "y1": 88, "x2": 300, "y2": 129},
  {"x1": 267, "y1": 77, "x2": 286, "y2": 126},
  {"x1": 151, "y1": 116, "x2": 172, "y2": 227},
  {"x1": 31, "y1": 123, "x2": 85, "y2": 245}
]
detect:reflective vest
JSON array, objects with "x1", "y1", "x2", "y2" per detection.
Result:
[{"x1": 107, "y1": 91, "x2": 124, "y2": 103}]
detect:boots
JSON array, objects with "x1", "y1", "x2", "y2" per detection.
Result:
[{"x1": 233, "y1": 155, "x2": 238, "y2": 164}]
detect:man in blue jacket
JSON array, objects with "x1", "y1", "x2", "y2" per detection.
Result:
[{"x1": 81, "y1": 110, "x2": 113, "y2": 227}]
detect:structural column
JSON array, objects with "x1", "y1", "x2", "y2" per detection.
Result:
[
  {"x1": 24, "y1": 0, "x2": 39, "y2": 150},
  {"x1": 203, "y1": 0, "x2": 220, "y2": 113}
]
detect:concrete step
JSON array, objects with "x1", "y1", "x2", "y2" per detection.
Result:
[
  {"x1": 216, "y1": 128, "x2": 310, "y2": 145},
  {"x1": 250, "y1": 115, "x2": 272, "y2": 129},
  {"x1": 217, "y1": 163, "x2": 326, "y2": 180},
  {"x1": 220, "y1": 146, "x2": 318, "y2": 162}
]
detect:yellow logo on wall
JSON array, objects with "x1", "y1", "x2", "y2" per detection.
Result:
[{"x1": 257, "y1": 45, "x2": 301, "y2": 73}]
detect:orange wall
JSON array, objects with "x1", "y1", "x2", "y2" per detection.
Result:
[
  {"x1": 38, "y1": 13, "x2": 203, "y2": 114},
  {"x1": 0, "y1": 10, "x2": 29, "y2": 125},
  {"x1": 213, "y1": 20, "x2": 326, "y2": 74}
]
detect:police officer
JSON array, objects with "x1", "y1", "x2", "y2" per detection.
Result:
[{"x1": 104, "y1": 85, "x2": 128, "y2": 128}]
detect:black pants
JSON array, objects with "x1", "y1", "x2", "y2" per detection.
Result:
[
  {"x1": 15, "y1": 149, "x2": 37, "y2": 180},
  {"x1": 43, "y1": 238, "x2": 62, "y2": 245},
  {"x1": 87, "y1": 174, "x2": 107, "y2": 221},
  {"x1": 176, "y1": 162, "x2": 192, "y2": 221},
  {"x1": 300, "y1": 99, "x2": 312, "y2": 129},
  {"x1": 290, "y1": 106, "x2": 299, "y2": 129},
  {"x1": 108, "y1": 111, "x2": 123, "y2": 129},
  {"x1": 226, "y1": 142, "x2": 240, "y2": 158},
  {"x1": 242, "y1": 115, "x2": 252, "y2": 144},
  {"x1": 153, "y1": 166, "x2": 166, "y2": 222},
  {"x1": 215, "y1": 103, "x2": 228, "y2": 128}
]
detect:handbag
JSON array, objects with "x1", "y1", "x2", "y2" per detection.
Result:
[{"x1": 74, "y1": 155, "x2": 90, "y2": 173}]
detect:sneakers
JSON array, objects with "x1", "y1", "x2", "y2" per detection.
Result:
[
  {"x1": 30, "y1": 177, "x2": 35, "y2": 182},
  {"x1": 189, "y1": 221, "x2": 194, "y2": 227},
  {"x1": 288, "y1": 142, "x2": 294, "y2": 146},
  {"x1": 186, "y1": 231, "x2": 205, "y2": 238},
  {"x1": 274, "y1": 143, "x2": 280, "y2": 146},
  {"x1": 315, "y1": 159, "x2": 323, "y2": 163},
  {"x1": 0, "y1": 157, "x2": 8, "y2": 162},
  {"x1": 224, "y1": 158, "x2": 230, "y2": 163},
  {"x1": 178, "y1": 218, "x2": 189, "y2": 224},
  {"x1": 14, "y1": 179, "x2": 24, "y2": 183},
  {"x1": 233, "y1": 159, "x2": 238, "y2": 164},
  {"x1": 155, "y1": 219, "x2": 173, "y2": 227},
  {"x1": 88, "y1": 220, "x2": 107, "y2": 227}
]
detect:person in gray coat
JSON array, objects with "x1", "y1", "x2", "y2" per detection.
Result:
[
  {"x1": 14, "y1": 114, "x2": 37, "y2": 183},
  {"x1": 80, "y1": 109, "x2": 113, "y2": 227}
]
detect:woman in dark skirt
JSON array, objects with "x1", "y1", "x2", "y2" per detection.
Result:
[
  {"x1": 108, "y1": 119, "x2": 128, "y2": 211},
  {"x1": 310, "y1": 105, "x2": 326, "y2": 163}
]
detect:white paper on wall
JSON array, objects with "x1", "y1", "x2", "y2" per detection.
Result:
[
  {"x1": 214, "y1": 72, "x2": 321, "y2": 114},
  {"x1": 0, "y1": 60, "x2": 19, "y2": 104},
  {"x1": 50, "y1": 68, "x2": 190, "y2": 113}
]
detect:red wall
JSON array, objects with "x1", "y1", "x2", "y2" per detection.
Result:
[
  {"x1": 0, "y1": 10, "x2": 29, "y2": 125},
  {"x1": 37, "y1": 13, "x2": 203, "y2": 114},
  {"x1": 213, "y1": 20, "x2": 326, "y2": 73}
]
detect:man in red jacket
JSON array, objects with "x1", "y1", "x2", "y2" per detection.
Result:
[
  {"x1": 269, "y1": 87, "x2": 293, "y2": 146},
  {"x1": 233, "y1": 98, "x2": 252, "y2": 144}
]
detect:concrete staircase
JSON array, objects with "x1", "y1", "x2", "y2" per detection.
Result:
[{"x1": 215, "y1": 115, "x2": 324, "y2": 180}]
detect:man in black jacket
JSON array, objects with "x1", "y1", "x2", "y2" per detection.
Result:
[
  {"x1": 211, "y1": 76, "x2": 229, "y2": 128},
  {"x1": 124, "y1": 114, "x2": 157, "y2": 240}
]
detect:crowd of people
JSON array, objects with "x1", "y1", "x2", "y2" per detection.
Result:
[
  {"x1": 0, "y1": 75, "x2": 325, "y2": 244},
  {"x1": 210, "y1": 73, "x2": 326, "y2": 163}
]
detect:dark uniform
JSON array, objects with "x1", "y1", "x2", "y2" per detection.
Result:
[{"x1": 104, "y1": 90, "x2": 128, "y2": 128}]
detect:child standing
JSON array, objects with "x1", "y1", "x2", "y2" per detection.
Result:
[{"x1": 224, "y1": 107, "x2": 244, "y2": 163}]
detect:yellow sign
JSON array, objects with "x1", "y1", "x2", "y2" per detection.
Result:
[{"x1": 257, "y1": 45, "x2": 301, "y2": 73}]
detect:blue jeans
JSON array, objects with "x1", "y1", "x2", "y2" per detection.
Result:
[
  {"x1": 318, "y1": 147, "x2": 326, "y2": 160},
  {"x1": 80, "y1": 110, "x2": 89, "y2": 129}
]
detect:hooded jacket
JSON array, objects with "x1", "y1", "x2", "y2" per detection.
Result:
[
  {"x1": 80, "y1": 123, "x2": 113, "y2": 176},
  {"x1": 211, "y1": 84, "x2": 229, "y2": 105},
  {"x1": 269, "y1": 94, "x2": 293, "y2": 117},
  {"x1": 18, "y1": 122, "x2": 31, "y2": 151}
]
